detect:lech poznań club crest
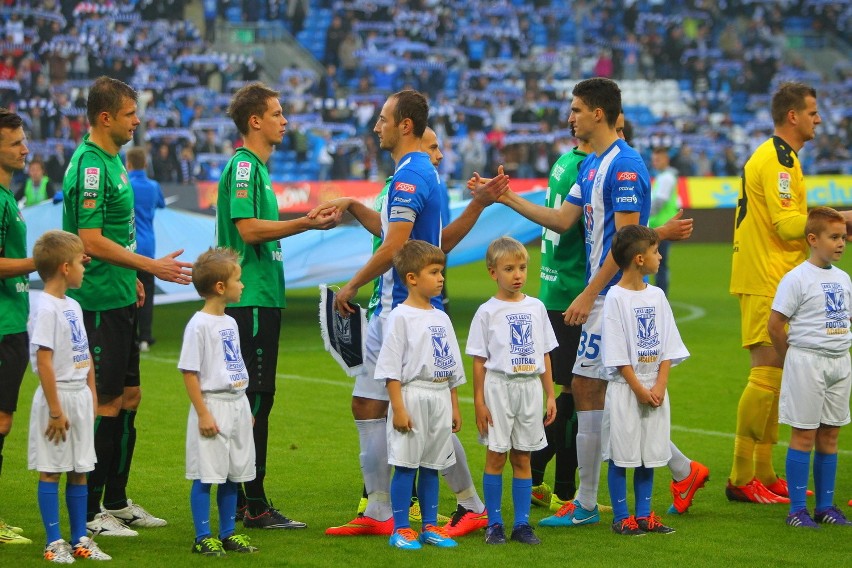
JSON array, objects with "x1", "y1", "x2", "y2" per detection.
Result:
[
  {"x1": 634, "y1": 307, "x2": 660, "y2": 350},
  {"x1": 507, "y1": 313, "x2": 534, "y2": 356},
  {"x1": 822, "y1": 282, "x2": 848, "y2": 320},
  {"x1": 220, "y1": 328, "x2": 245, "y2": 372},
  {"x1": 334, "y1": 310, "x2": 352, "y2": 343},
  {"x1": 66, "y1": 310, "x2": 88, "y2": 352},
  {"x1": 431, "y1": 326, "x2": 455, "y2": 369}
]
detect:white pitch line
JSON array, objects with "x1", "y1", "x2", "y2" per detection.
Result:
[
  {"x1": 144, "y1": 352, "x2": 851, "y2": 456},
  {"x1": 670, "y1": 301, "x2": 707, "y2": 323}
]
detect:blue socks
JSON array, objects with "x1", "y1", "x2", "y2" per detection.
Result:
[
  {"x1": 38, "y1": 480, "x2": 61, "y2": 544},
  {"x1": 785, "y1": 448, "x2": 810, "y2": 513},
  {"x1": 66, "y1": 483, "x2": 88, "y2": 545},
  {"x1": 813, "y1": 451, "x2": 838, "y2": 512},
  {"x1": 512, "y1": 477, "x2": 532, "y2": 528},
  {"x1": 417, "y1": 468, "x2": 439, "y2": 528},
  {"x1": 634, "y1": 466, "x2": 654, "y2": 519},
  {"x1": 608, "y1": 463, "x2": 655, "y2": 521},
  {"x1": 190, "y1": 480, "x2": 213, "y2": 541},
  {"x1": 217, "y1": 481, "x2": 238, "y2": 540},
  {"x1": 390, "y1": 466, "x2": 416, "y2": 530},
  {"x1": 608, "y1": 461, "x2": 628, "y2": 522},
  {"x1": 483, "y1": 473, "x2": 503, "y2": 526}
]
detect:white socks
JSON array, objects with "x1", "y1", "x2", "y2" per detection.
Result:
[
  {"x1": 356, "y1": 418, "x2": 391, "y2": 521},
  {"x1": 441, "y1": 434, "x2": 485, "y2": 514},
  {"x1": 668, "y1": 441, "x2": 692, "y2": 481},
  {"x1": 575, "y1": 410, "x2": 603, "y2": 511}
]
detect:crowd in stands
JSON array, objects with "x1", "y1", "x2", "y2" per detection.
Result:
[{"x1": 2, "y1": 0, "x2": 850, "y2": 197}]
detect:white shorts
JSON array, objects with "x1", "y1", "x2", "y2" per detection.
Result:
[
  {"x1": 479, "y1": 371, "x2": 546, "y2": 453},
  {"x1": 572, "y1": 296, "x2": 606, "y2": 380},
  {"x1": 186, "y1": 391, "x2": 256, "y2": 484},
  {"x1": 353, "y1": 315, "x2": 389, "y2": 401},
  {"x1": 387, "y1": 382, "x2": 455, "y2": 470},
  {"x1": 28, "y1": 382, "x2": 96, "y2": 474},
  {"x1": 602, "y1": 375, "x2": 671, "y2": 468},
  {"x1": 779, "y1": 346, "x2": 851, "y2": 429}
]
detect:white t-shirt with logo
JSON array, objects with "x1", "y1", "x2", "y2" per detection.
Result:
[
  {"x1": 772, "y1": 261, "x2": 852, "y2": 355},
  {"x1": 28, "y1": 294, "x2": 91, "y2": 383},
  {"x1": 466, "y1": 295, "x2": 558, "y2": 378},
  {"x1": 601, "y1": 284, "x2": 689, "y2": 381},
  {"x1": 373, "y1": 304, "x2": 465, "y2": 389},
  {"x1": 178, "y1": 312, "x2": 249, "y2": 392}
]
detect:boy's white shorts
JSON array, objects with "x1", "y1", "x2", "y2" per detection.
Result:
[
  {"x1": 28, "y1": 381, "x2": 96, "y2": 474},
  {"x1": 572, "y1": 296, "x2": 606, "y2": 380},
  {"x1": 602, "y1": 374, "x2": 671, "y2": 468},
  {"x1": 186, "y1": 391, "x2": 256, "y2": 484},
  {"x1": 353, "y1": 315, "x2": 389, "y2": 402},
  {"x1": 387, "y1": 381, "x2": 455, "y2": 470},
  {"x1": 780, "y1": 346, "x2": 851, "y2": 429},
  {"x1": 478, "y1": 371, "x2": 546, "y2": 453}
]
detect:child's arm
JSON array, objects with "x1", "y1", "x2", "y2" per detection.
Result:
[
  {"x1": 182, "y1": 371, "x2": 219, "y2": 437},
  {"x1": 541, "y1": 353, "x2": 557, "y2": 426},
  {"x1": 86, "y1": 356, "x2": 98, "y2": 419},
  {"x1": 36, "y1": 348, "x2": 69, "y2": 444},
  {"x1": 450, "y1": 387, "x2": 461, "y2": 433},
  {"x1": 649, "y1": 359, "x2": 671, "y2": 405},
  {"x1": 767, "y1": 309, "x2": 790, "y2": 362},
  {"x1": 618, "y1": 364, "x2": 661, "y2": 407},
  {"x1": 386, "y1": 379, "x2": 413, "y2": 433},
  {"x1": 472, "y1": 355, "x2": 492, "y2": 436}
]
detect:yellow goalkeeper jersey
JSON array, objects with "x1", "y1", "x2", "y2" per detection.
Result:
[{"x1": 730, "y1": 136, "x2": 808, "y2": 297}]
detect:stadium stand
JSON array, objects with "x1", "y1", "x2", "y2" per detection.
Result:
[{"x1": 1, "y1": 0, "x2": 850, "y2": 192}]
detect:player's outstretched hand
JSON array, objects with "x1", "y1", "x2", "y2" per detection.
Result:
[
  {"x1": 469, "y1": 166, "x2": 509, "y2": 205},
  {"x1": 543, "y1": 396, "x2": 557, "y2": 427},
  {"x1": 563, "y1": 292, "x2": 594, "y2": 326},
  {"x1": 307, "y1": 197, "x2": 350, "y2": 220},
  {"x1": 197, "y1": 412, "x2": 220, "y2": 438},
  {"x1": 152, "y1": 249, "x2": 193, "y2": 284},
  {"x1": 392, "y1": 408, "x2": 414, "y2": 434},
  {"x1": 306, "y1": 208, "x2": 340, "y2": 230},
  {"x1": 45, "y1": 412, "x2": 70, "y2": 444},
  {"x1": 475, "y1": 402, "x2": 493, "y2": 437},
  {"x1": 658, "y1": 209, "x2": 693, "y2": 241},
  {"x1": 334, "y1": 283, "x2": 358, "y2": 317}
]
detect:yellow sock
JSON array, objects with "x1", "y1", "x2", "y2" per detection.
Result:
[{"x1": 730, "y1": 367, "x2": 781, "y2": 486}]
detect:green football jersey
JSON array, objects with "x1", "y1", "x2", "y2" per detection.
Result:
[
  {"x1": 0, "y1": 184, "x2": 29, "y2": 334},
  {"x1": 366, "y1": 176, "x2": 392, "y2": 320},
  {"x1": 62, "y1": 134, "x2": 137, "y2": 311},
  {"x1": 216, "y1": 147, "x2": 285, "y2": 309},
  {"x1": 539, "y1": 147, "x2": 588, "y2": 311}
]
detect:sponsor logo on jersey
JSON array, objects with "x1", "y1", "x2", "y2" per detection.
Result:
[
  {"x1": 220, "y1": 328, "x2": 246, "y2": 372},
  {"x1": 587, "y1": 168, "x2": 597, "y2": 180},
  {"x1": 395, "y1": 181, "x2": 416, "y2": 193},
  {"x1": 120, "y1": 173, "x2": 129, "y2": 185},
  {"x1": 84, "y1": 167, "x2": 100, "y2": 190},
  {"x1": 617, "y1": 171, "x2": 637, "y2": 181},
  {"x1": 616, "y1": 195, "x2": 638, "y2": 204},
  {"x1": 236, "y1": 161, "x2": 251, "y2": 181},
  {"x1": 552, "y1": 163, "x2": 565, "y2": 181},
  {"x1": 778, "y1": 171, "x2": 790, "y2": 192},
  {"x1": 430, "y1": 325, "x2": 456, "y2": 370},
  {"x1": 634, "y1": 306, "x2": 660, "y2": 349},
  {"x1": 83, "y1": 199, "x2": 96, "y2": 209},
  {"x1": 507, "y1": 313, "x2": 535, "y2": 356},
  {"x1": 583, "y1": 203, "x2": 594, "y2": 240},
  {"x1": 236, "y1": 190, "x2": 248, "y2": 198}
]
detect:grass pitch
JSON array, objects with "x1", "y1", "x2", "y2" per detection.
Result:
[{"x1": 2, "y1": 242, "x2": 851, "y2": 566}]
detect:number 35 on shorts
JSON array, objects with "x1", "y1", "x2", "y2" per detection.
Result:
[{"x1": 577, "y1": 332, "x2": 601, "y2": 360}]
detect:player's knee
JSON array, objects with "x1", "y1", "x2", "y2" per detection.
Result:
[
  {"x1": 485, "y1": 449, "x2": 508, "y2": 471},
  {"x1": 735, "y1": 383, "x2": 774, "y2": 440},
  {"x1": 508, "y1": 449, "x2": 531, "y2": 470},
  {"x1": 815, "y1": 425, "x2": 840, "y2": 453},
  {"x1": 0, "y1": 411, "x2": 13, "y2": 435},
  {"x1": 97, "y1": 394, "x2": 122, "y2": 416}
]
